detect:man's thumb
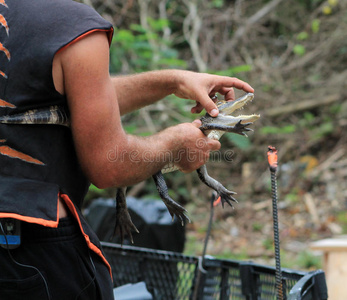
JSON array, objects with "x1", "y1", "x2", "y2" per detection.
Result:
[{"x1": 192, "y1": 119, "x2": 202, "y2": 127}]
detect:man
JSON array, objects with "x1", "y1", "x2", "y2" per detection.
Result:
[{"x1": 0, "y1": 0, "x2": 253, "y2": 299}]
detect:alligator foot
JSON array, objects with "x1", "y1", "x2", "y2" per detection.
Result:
[
  {"x1": 152, "y1": 171, "x2": 191, "y2": 225},
  {"x1": 200, "y1": 120, "x2": 253, "y2": 136},
  {"x1": 196, "y1": 165, "x2": 238, "y2": 208},
  {"x1": 114, "y1": 187, "x2": 139, "y2": 245}
]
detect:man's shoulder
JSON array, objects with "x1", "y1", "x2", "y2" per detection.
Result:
[
  {"x1": 7, "y1": 0, "x2": 112, "y2": 46},
  {"x1": 7, "y1": 0, "x2": 102, "y2": 24}
]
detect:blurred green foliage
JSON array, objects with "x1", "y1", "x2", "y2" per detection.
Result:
[
  {"x1": 110, "y1": 18, "x2": 187, "y2": 73},
  {"x1": 109, "y1": 17, "x2": 253, "y2": 157},
  {"x1": 295, "y1": 251, "x2": 322, "y2": 270},
  {"x1": 211, "y1": 65, "x2": 252, "y2": 77},
  {"x1": 260, "y1": 125, "x2": 296, "y2": 135}
]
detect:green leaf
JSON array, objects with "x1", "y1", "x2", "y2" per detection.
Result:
[
  {"x1": 281, "y1": 125, "x2": 296, "y2": 133},
  {"x1": 124, "y1": 125, "x2": 137, "y2": 134},
  {"x1": 160, "y1": 48, "x2": 179, "y2": 59},
  {"x1": 113, "y1": 30, "x2": 135, "y2": 44},
  {"x1": 147, "y1": 18, "x2": 169, "y2": 31},
  {"x1": 129, "y1": 23, "x2": 147, "y2": 33},
  {"x1": 296, "y1": 31, "x2": 309, "y2": 41},
  {"x1": 211, "y1": 0, "x2": 224, "y2": 8},
  {"x1": 88, "y1": 184, "x2": 102, "y2": 193},
  {"x1": 132, "y1": 41, "x2": 153, "y2": 51},
  {"x1": 311, "y1": 19, "x2": 320, "y2": 33},
  {"x1": 293, "y1": 44, "x2": 306, "y2": 56},
  {"x1": 157, "y1": 58, "x2": 187, "y2": 68},
  {"x1": 314, "y1": 122, "x2": 334, "y2": 139},
  {"x1": 303, "y1": 112, "x2": 315, "y2": 122},
  {"x1": 260, "y1": 125, "x2": 296, "y2": 134}
]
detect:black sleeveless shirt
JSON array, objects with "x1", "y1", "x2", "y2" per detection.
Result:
[{"x1": 0, "y1": 0, "x2": 113, "y2": 272}]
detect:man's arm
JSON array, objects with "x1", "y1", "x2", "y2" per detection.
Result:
[
  {"x1": 53, "y1": 32, "x2": 220, "y2": 188},
  {"x1": 112, "y1": 70, "x2": 254, "y2": 117}
]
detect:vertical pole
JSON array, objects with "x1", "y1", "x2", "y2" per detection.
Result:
[
  {"x1": 192, "y1": 193, "x2": 216, "y2": 300},
  {"x1": 267, "y1": 146, "x2": 284, "y2": 300}
]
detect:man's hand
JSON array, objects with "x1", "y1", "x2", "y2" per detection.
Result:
[
  {"x1": 166, "y1": 120, "x2": 221, "y2": 173},
  {"x1": 173, "y1": 71, "x2": 254, "y2": 117},
  {"x1": 112, "y1": 70, "x2": 254, "y2": 117}
]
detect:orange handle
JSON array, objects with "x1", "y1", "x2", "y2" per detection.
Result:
[
  {"x1": 267, "y1": 145, "x2": 278, "y2": 172},
  {"x1": 213, "y1": 196, "x2": 221, "y2": 207}
]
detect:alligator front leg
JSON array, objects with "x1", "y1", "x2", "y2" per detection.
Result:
[
  {"x1": 196, "y1": 165, "x2": 238, "y2": 208},
  {"x1": 152, "y1": 171, "x2": 190, "y2": 225},
  {"x1": 114, "y1": 187, "x2": 139, "y2": 245},
  {"x1": 200, "y1": 120, "x2": 253, "y2": 136}
]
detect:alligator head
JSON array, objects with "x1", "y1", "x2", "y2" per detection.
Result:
[{"x1": 200, "y1": 93, "x2": 260, "y2": 140}]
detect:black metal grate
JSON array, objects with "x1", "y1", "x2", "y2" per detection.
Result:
[
  {"x1": 227, "y1": 267, "x2": 243, "y2": 299},
  {"x1": 102, "y1": 242, "x2": 327, "y2": 300}
]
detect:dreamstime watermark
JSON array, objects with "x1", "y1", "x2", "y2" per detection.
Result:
[{"x1": 107, "y1": 138, "x2": 238, "y2": 164}]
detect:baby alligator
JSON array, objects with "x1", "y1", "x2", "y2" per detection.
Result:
[{"x1": 115, "y1": 93, "x2": 260, "y2": 243}]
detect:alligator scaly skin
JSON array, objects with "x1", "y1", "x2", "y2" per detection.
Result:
[{"x1": 0, "y1": 105, "x2": 70, "y2": 127}]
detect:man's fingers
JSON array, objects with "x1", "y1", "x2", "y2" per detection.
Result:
[
  {"x1": 192, "y1": 119, "x2": 202, "y2": 127},
  {"x1": 216, "y1": 87, "x2": 235, "y2": 101},
  {"x1": 197, "y1": 94, "x2": 219, "y2": 117},
  {"x1": 191, "y1": 92, "x2": 220, "y2": 114},
  {"x1": 190, "y1": 94, "x2": 219, "y2": 116},
  {"x1": 198, "y1": 78, "x2": 253, "y2": 116},
  {"x1": 191, "y1": 102, "x2": 203, "y2": 114},
  {"x1": 188, "y1": 75, "x2": 254, "y2": 117},
  {"x1": 226, "y1": 78, "x2": 254, "y2": 93},
  {"x1": 209, "y1": 139, "x2": 221, "y2": 151},
  {"x1": 223, "y1": 88, "x2": 236, "y2": 101}
]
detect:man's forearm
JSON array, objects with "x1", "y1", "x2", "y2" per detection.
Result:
[
  {"x1": 85, "y1": 121, "x2": 214, "y2": 188},
  {"x1": 112, "y1": 70, "x2": 255, "y2": 118},
  {"x1": 112, "y1": 70, "x2": 181, "y2": 115}
]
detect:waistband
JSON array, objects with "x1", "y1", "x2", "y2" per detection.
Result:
[{"x1": 21, "y1": 216, "x2": 81, "y2": 244}]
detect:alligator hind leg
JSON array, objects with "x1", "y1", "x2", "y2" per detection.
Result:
[
  {"x1": 114, "y1": 187, "x2": 139, "y2": 245},
  {"x1": 196, "y1": 165, "x2": 238, "y2": 208},
  {"x1": 152, "y1": 171, "x2": 190, "y2": 225}
]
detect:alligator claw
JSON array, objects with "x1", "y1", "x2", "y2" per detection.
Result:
[
  {"x1": 231, "y1": 120, "x2": 253, "y2": 136},
  {"x1": 216, "y1": 187, "x2": 238, "y2": 208},
  {"x1": 197, "y1": 165, "x2": 238, "y2": 208},
  {"x1": 152, "y1": 171, "x2": 191, "y2": 225},
  {"x1": 114, "y1": 208, "x2": 139, "y2": 245},
  {"x1": 114, "y1": 187, "x2": 139, "y2": 245},
  {"x1": 167, "y1": 201, "x2": 191, "y2": 226}
]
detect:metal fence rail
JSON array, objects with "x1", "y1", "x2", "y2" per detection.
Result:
[{"x1": 102, "y1": 242, "x2": 327, "y2": 300}]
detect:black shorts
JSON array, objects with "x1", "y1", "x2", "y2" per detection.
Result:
[{"x1": 0, "y1": 217, "x2": 114, "y2": 300}]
